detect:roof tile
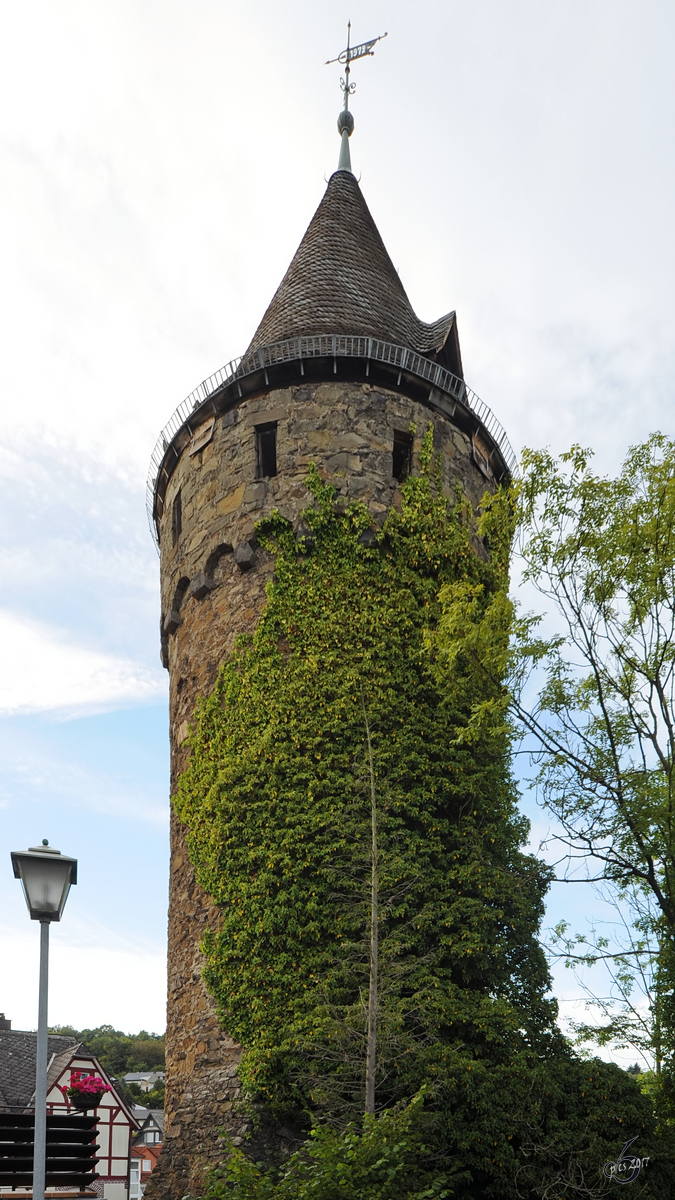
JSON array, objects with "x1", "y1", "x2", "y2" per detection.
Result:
[
  {"x1": 246, "y1": 171, "x2": 457, "y2": 361},
  {"x1": 0, "y1": 1030, "x2": 80, "y2": 1110}
]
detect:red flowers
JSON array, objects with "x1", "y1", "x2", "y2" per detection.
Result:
[{"x1": 67, "y1": 1071, "x2": 111, "y2": 1098}]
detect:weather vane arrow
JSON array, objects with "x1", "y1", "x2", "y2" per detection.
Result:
[{"x1": 326, "y1": 21, "x2": 387, "y2": 173}]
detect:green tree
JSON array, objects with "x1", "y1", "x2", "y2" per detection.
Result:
[
  {"x1": 510, "y1": 434, "x2": 675, "y2": 1091},
  {"x1": 192, "y1": 1057, "x2": 674, "y2": 1200},
  {"x1": 127, "y1": 1036, "x2": 166, "y2": 1070},
  {"x1": 193, "y1": 1090, "x2": 463, "y2": 1200},
  {"x1": 48, "y1": 1024, "x2": 165, "y2": 1100},
  {"x1": 548, "y1": 887, "x2": 669, "y2": 1075}
]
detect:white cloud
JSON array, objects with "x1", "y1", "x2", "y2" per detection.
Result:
[
  {"x1": 0, "y1": 610, "x2": 165, "y2": 716},
  {"x1": 0, "y1": 740, "x2": 168, "y2": 826},
  {"x1": 0, "y1": 919, "x2": 166, "y2": 1034},
  {"x1": 0, "y1": 0, "x2": 672, "y2": 1050}
]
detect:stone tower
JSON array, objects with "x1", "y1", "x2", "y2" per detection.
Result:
[{"x1": 146, "y1": 143, "x2": 515, "y2": 1197}]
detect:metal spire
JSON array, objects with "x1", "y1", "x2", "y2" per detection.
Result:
[{"x1": 326, "y1": 22, "x2": 387, "y2": 173}]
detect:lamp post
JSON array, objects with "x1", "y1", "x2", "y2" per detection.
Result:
[{"x1": 11, "y1": 840, "x2": 77, "y2": 1200}]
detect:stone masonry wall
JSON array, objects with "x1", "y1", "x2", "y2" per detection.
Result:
[{"x1": 147, "y1": 379, "x2": 497, "y2": 1199}]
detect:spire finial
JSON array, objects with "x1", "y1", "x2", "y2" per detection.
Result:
[{"x1": 326, "y1": 22, "x2": 387, "y2": 173}]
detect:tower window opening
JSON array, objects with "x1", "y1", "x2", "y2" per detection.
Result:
[
  {"x1": 172, "y1": 489, "x2": 182, "y2": 546},
  {"x1": 256, "y1": 422, "x2": 278, "y2": 478},
  {"x1": 392, "y1": 430, "x2": 413, "y2": 481}
]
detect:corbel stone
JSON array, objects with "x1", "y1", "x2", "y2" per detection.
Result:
[
  {"x1": 294, "y1": 519, "x2": 315, "y2": 551},
  {"x1": 164, "y1": 610, "x2": 181, "y2": 636},
  {"x1": 188, "y1": 572, "x2": 214, "y2": 601},
  {"x1": 358, "y1": 527, "x2": 378, "y2": 547},
  {"x1": 234, "y1": 541, "x2": 256, "y2": 572}
]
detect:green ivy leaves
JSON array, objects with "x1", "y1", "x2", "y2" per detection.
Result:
[{"x1": 174, "y1": 436, "x2": 552, "y2": 1120}]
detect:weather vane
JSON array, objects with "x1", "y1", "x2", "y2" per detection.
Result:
[{"x1": 326, "y1": 21, "x2": 387, "y2": 172}]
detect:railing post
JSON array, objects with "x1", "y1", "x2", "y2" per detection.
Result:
[{"x1": 147, "y1": 335, "x2": 518, "y2": 550}]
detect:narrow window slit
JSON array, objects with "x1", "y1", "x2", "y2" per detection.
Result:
[
  {"x1": 256, "y1": 422, "x2": 278, "y2": 478},
  {"x1": 392, "y1": 430, "x2": 413, "y2": 481},
  {"x1": 172, "y1": 490, "x2": 182, "y2": 546}
]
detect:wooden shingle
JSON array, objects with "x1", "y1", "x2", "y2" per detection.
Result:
[{"x1": 246, "y1": 171, "x2": 462, "y2": 374}]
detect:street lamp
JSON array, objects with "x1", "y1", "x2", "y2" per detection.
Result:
[{"x1": 11, "y1": 841, "x2": 77, "y2": 1200}]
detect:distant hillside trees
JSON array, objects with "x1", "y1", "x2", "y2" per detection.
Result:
[{"x1": 49, "y1": 1024, "x2": 165, "y2": 1106}]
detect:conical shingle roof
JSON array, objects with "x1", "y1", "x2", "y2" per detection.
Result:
[{"x1": 246, "y1": 171, "x2": 461, "y2": 373}]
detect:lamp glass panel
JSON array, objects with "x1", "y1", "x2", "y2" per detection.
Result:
[{"x1": 19, "y1": 856, "x2": 72, "y2": 918}]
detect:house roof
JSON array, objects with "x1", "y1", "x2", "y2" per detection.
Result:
[
  {"x1": 123, "y1": 1071, "x2": 164, "y2": 1082},
  {"x1": 0, "y1": 1029, "x2": 80, "y2": 1109},
  {"x1": 245, "y1": 170, "x2": 460, "y2": 372},
  {"x1": 131, "y1": 1107, "x2": 164, "y2": 1130},
  {"x1": 0, "y1": 1030, "x2": 140, "y2": 1130},
  {"x1": 144, "y1": 1109, "x2": 164, "y2": 1133},
  {"x1": 132, "y1": 1143, "x2": 162, "y2": 1162}
]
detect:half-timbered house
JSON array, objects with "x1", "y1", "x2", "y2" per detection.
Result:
[{"x1": 0, "y1": 1025, "x2": 140, "y2": 1199}]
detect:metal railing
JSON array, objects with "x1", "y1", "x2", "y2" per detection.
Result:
[{"x1": 146, "y1": 334, "x2": 517, "y2": 546}]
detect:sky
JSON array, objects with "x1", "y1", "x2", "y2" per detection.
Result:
[{"x1": 0, "y1": 0, "x2": 673, "y2": 1058}]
